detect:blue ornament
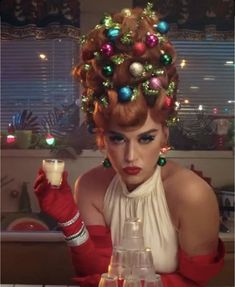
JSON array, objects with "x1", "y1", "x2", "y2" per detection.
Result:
[
  {"x1": 118, "y1": 86, "x2": 133, "y2": 102},
  {"x1": 106, "y1": 28, "x2": 121, "y2": 41},
  {"x1": 154, "y1": 21, "x2": 169, "y2": 34}
]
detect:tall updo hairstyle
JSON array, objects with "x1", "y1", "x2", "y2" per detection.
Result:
[{"x1": 74, "y1": 4, "x2": 179, "y2": 147}]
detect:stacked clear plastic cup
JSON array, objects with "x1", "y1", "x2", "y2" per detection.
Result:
[
  {"x1": 108, "y1": 246, "x2": 131, "y2": 286},
  {"x1": 131, "y1": 248, "x2": 156, "y2": 281},
  {"x1": 121, "y1": 218, "x2": 145, "y2": 250},
  {"x1": 98, "y1": 273, "x2": 118, "y2": 287},
  {"x1": 143, "y1": 274, "x2": 163, "y2": 287},
  {"x1": 123, "y1": 275, "x2": 141, "y2": 287}
]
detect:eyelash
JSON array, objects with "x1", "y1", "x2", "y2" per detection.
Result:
[
  {"x1": 108, "y1": 135, "x2": 155, "y2": 144},
  {"x1": 109, "y1": 135, "x2": 125, "y2": 144},
  {"x1": 138, "y1": 135, "x2": 155, "y2": 144}
]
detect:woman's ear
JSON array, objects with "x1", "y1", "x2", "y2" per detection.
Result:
[
  {"x1": 162, "y1": 125, "x2": 169, "y2": 146},
  {"x1": 96, "y1": 130, "x2": 105, "y2": 150}
]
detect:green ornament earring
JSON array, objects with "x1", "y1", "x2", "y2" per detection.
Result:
[
  {"x1": 102, "y1": 157, "x2": 112, "y2": 168},
  {"x1": 157, "y1": 155, "x2": 166, "y2": 166}
]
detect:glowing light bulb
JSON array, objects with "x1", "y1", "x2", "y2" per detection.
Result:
[
  {"x1": 213, "y1": 108, "x2": 218, "y2": 114},
  {"x1": 7, "y1": 134, "x2": 16, "y2": 144},
  {"x1": 180, "y1": 59, "x2": 186, "y2": 68},
  {"x1": 46, "y1": 134, "x2": 55, "y2": 145},
  {"x1": 39, "y1": 53, "x2": 48, "y2": 61},
  {"x1": 198, "y1": 105, "x2": 203, "y2": 111},
  {"x1": 184, "y1": 99, "x2": 189, "y2": 104}
]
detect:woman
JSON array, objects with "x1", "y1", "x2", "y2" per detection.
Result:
[{"x1": 34, "y1": 5, "x2": 224, "y2": 287}]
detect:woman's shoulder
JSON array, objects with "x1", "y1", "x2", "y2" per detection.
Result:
[
  {"x1": 162, "y1": 161, "x2": 214, "y2": 206},
  {"x1": 74, "y1": 165, "x2": 116, "y2": 197}
]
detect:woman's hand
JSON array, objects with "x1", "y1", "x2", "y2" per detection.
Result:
[{"x1": 34, "y1": 168, "x2": 78, "y2": 223}]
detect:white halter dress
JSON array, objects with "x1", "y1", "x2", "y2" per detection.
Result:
[{"x1": 103, "y1": 166, "x2": 178, "y2": 273}]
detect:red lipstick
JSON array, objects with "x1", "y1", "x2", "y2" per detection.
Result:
[{"x1": 123, "y1": 166, "x2": 142, "y2": 175}]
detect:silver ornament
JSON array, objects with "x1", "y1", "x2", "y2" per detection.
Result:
[{"x1": 129, "y1": 62, "x2": 144, "y2": 78}]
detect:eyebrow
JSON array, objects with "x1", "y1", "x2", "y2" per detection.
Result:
[{"x1": 107, "y1": 129, "x2": 158, "y2": 137}]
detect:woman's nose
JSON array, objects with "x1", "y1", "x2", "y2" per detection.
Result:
[{"x1": 124, "y1": 142, "x2": 138, "y2": 163}]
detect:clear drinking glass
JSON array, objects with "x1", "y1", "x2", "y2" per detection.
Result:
[
  {"x1": 108, "y1": 246, "x2": 130, "y2": 279},
  {"x1": 42, "y1": 159, "x2": 65, "y2": 188},
  {"x1": 121, "y1": 218, "x2": 145, "y2": 250},
  {"x1": 98, "y1": 273, "x2": 118, "y2": 287},
  {"x1": 143, "y1": 274, "x2": 163, "y2": 287},
  {"x1": 123, "y1": 275, "x2": 141, "y2": 287},
  {"x1": 131, "y1": 248, "x2": 156, "y2": 280}
]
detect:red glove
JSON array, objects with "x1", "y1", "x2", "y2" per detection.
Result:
[
  {"x1": 34, "y1": 168, "x2": 79, "y2": 236},
  {"x1": 34, "y1": 168, "x2": 112, "y2": 277}
]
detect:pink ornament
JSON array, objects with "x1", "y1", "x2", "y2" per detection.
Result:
[
  {"x1": 149, "y1": 77, "x2": 162, "y2": 89},
  {"x1": 133, "y1": 42, "x2": 146, "y2": 56},
  {"x1": 145, "y1": 33, "x2": 159, "y2": 48},
  {"x1": 100, "y1": 43, "x2": 114, "y2": 57}
]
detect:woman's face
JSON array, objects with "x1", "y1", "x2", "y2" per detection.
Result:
[{"x1": 103, "y1": 113, "x2": 168, "y2": 191}]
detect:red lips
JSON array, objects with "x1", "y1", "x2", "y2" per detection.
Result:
[{"x1": 123, "y1": 166, "x2": 142, "y2": 175}]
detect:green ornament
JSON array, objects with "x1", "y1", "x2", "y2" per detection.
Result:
[
  {"x1": 102, "y1": 79, "x2": 113, "y2": 88},
  {"x1": 151, "y1": 68, "x2": 164, "y2": 76},
  {"x1": 143, "y1": 2, "x2": 156, "y2": 19},
  {"x1": 102, "y1": 64, "x2": 114, "y2": 76},
  {"x1": 81, "y1": 95, "x2": 88, "y2": 112},
  {"x1": 142, "y1": 80, "x2": 160, "y2": 96},
  {"x1": 83, "y1": 64, "x2": 91, "y2": 71},
  {"x1": 111, "y1": 55, "x2": 125, "y2": 65},
  {"x1": 144, "y1": 63, "x2": 153, "y2": 72},
  {"x1": 102, "y1": 158, "x2": 112, "y2": 168},
  {"x1": 167, "y1": 81, "x2": 176, "y2": 96},
  {"x1": 120, "y1": 31, "x2": 133, "y2": 46},
  {"x1": 157, "y1": 156, "x2": 166, "y2": 166},
  {"x1": 131, "y1": 87, "x2": 139, "y2": 101},
  {"x1": 99, "y1": 96, "x2": 109, "y2": 108},
  {"x1": 160, "y1": 54, "x2": 172, "y2": 66},
  {"x1": 79, "y1": 35, "x2": 86, "y2": 45},
  {"x1": 100, "y1": 14, "x2": 113, "y2": 28},
  {"x1": 94, "y1": 52, "x2": 101, "y2": 60},
  {"x1": 95, "y1": 24, "x2": 102, "y2": 30}
]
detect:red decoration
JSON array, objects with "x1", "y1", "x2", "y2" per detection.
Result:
[
  {"x1": 7, "y1": 134, "x2": 16, "y2": 144},
  {"x1": 163, "y1": 96, "x2": 173, "y2": 108},
  {"x1": 133, "y1": 42, "x2": 146, "y2": 56}
]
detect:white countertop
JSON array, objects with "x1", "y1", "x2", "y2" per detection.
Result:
[{"x1": 1, "y1": 228, "x2": 234, "y2": 242}]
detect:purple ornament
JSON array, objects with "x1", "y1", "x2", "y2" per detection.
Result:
[
  {"x1": 100, "y1": 43, "x2": 114, "y2": 57},
  {"x1": 145, "y1": 33, "x2": 159, "y2": 48},
  {"x1": 149, "y1": 77, "x2": 162, "y2": 90}
]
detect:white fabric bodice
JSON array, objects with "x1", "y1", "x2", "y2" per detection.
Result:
[{"x1": 103, "y1": 166, "x2": 178, "y2": 273}]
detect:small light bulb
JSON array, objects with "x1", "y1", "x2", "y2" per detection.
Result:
[
  {"x1": 46, "y1": 134, "x2": 55, "y2": 145},
  {"x1": 213, "y1": 108, "x2": 218, "y2": 114},
  {"x1": 198, "y1": 105, "x2": 203, "y2": 111},
  {"x1": 180, "y1": 59, "x2": 186, "y2": 68},
  {"x1": 39, "y1": 53, "x2": 48, "y2": 61},
  {"x1": 7, "y1": 134, "x2": 16, "y2": 144}
]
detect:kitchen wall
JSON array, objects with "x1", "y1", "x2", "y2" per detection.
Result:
[{"x1": 1, "y1": 149, "x2": 234, "y2": 212}]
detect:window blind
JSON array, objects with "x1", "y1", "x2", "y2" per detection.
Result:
[
  {"x1": 1, "y1": 38, "x2": 80, "y2": 131},
  {"x1": 1, "y1": 38, "x2": 233, "y2": 140},
  {"x1": 173, "y1": 40, "x2": 234, "y2": 131}
]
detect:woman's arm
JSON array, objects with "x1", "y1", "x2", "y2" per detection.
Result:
[
  {"x1": 34, "y1": 168, "x2": 112, "y2": 282},
  {"x1": 161, "y1": 170, "x2": 225, "y2": 287}
]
